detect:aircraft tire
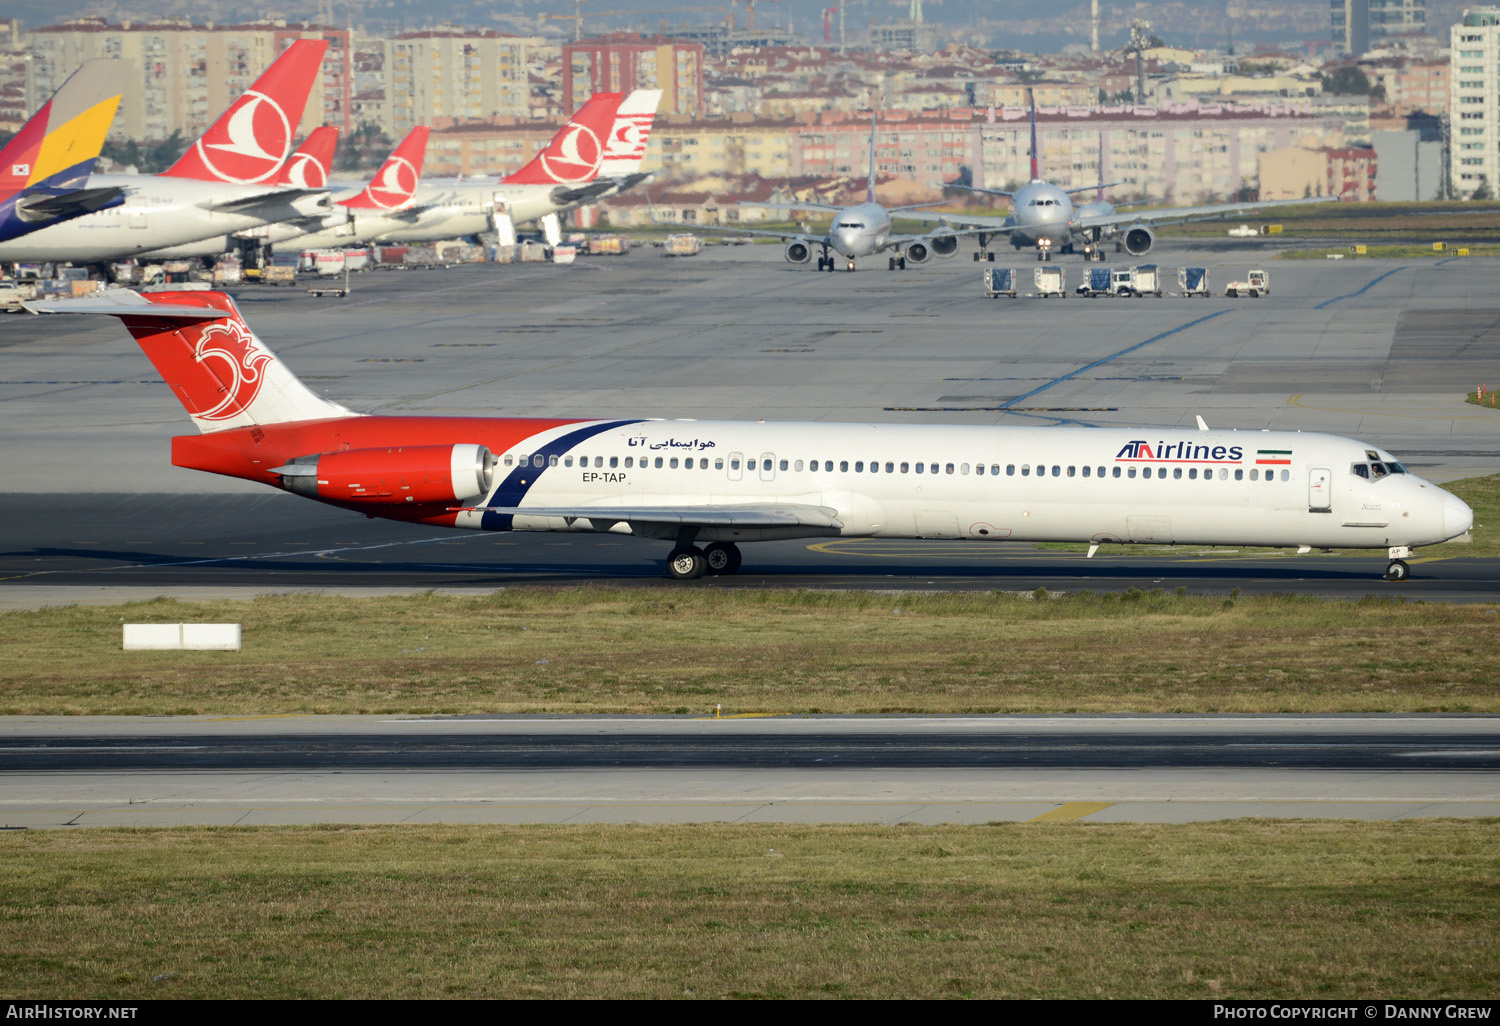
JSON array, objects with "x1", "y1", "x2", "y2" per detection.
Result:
[
  {"x1": 898, "y1": 257, "x2": 906, "y2": 270},
  {"x1": 889, "y1": 258, "x2": 896, "y2": 270},
  {"x1": 704, "y1": 542, "x2": 742, "y2": 576},
  {"x1": 987, "y1": 252, "x2": 995, "y2": 262},
  {"x1": 667, "y1": 547, "x2": 706, "y2": 581},
  {"x1": 1385, "y1": 559, "x2": 1410, "y2": 583},
  {"x1": 973, "y1": 252, "x2": 980, "y2": 261}
]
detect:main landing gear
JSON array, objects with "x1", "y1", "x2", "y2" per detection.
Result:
[
  {"x1": 666, "y1": 542, "x2": 742, "y2": 580},
  {"x1": 887, "y1": 255, "x2": 906, "y2": 270}
]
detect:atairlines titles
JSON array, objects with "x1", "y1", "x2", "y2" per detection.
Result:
[{"x1": 1116, "y1": 440, "x2": 1244, "y2": 463}]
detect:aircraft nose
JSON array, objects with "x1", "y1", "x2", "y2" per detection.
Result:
[{"x1": 1444, "y1": 493, "x2": 1474, "y2": 540}]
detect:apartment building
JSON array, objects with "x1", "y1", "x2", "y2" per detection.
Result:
[
  {"x1": 563, "y1": 35, "x2": 703, "y2": 117},
  {"x1": 791, "y1": 108, "x2": 983, "y2": 192},
  {"x1": 979, "y1": 102, "x2": 1351, "y2": 204},
  {"x1": 1333, "y1": 0, "x2": 1428, "y2": 57},
  {"x1": 384, "y1": 30, "x2": 540, "y2": 139},
  {"x1": 24, "y1": 18, "x2": 351, "y2": 141},
  {"x1": 1450, "y1": 7, "x2": 1500, "y2": 197}
]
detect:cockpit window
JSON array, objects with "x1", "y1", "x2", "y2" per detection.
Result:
[
  {"x1": 1353, "y1": 461, "x2": 1403, "y2": 480},
  {"x1": 837, "y1": 222, "x2": 864, "y2": 229},
  {"x1": 1352, "y1": 464, "x2": 1369, "y2": 479}
]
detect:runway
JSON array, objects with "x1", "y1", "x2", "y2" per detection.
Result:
[{"x1": 3, "y1": 715, "x2": 1497, "y2": 827}]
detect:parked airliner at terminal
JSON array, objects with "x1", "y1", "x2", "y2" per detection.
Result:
[{"x1": 27, "y1": 289, "x2": 1473, "y2": 584}]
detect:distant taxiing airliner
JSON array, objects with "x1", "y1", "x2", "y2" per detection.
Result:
[{"x1": 28, "y1": 290, "x2": 1474, "y2": 583}]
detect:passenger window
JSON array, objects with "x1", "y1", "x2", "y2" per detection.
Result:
[
  {"x1": 1067, "y1": 466, "x2": 1075, "y2": 477},
  {"x1": 900, "y1": 462, "x2": 910, "y2": 473},
  {"x1": 625, "y1": 457, "x2": 634, "y2": 468},
  {"x1": 747, "y1": 459, "x2": 756, "y2": 471},
  {"x1": 1188, "y1": 468, "x2": 1197, "y2": 480},
  {"x1": 1219, "y1": 469, "x2": 1227, "y2": 480},
  {"x1": 916, "y1": 463, "x2": 925, "y2": 474},
  {"x1": 1021, "y1": 465, "x2": 1030, "y2": 476},
  {"x1": 992, "y1": 465, "x2": 1001, "y2": 476},
  {"x1": 716, "y1": 458, "x2": 724, "y2": 470},
  {"x1": 532, "y1": 455, "x2": 544, "y2": 468},
  {"x1": 1249, "y1": 469, "x2": 1258, "y2": 481},
  {"x1": 855, "y1": 461, "x2": 864, "y2": 472},
  {"x1": 548, "y1": 455, "x2": 559, "y2": 468},
  {"x1": 1281, "y1": 470, "x2": 1289, "y2": 481},
  {"x1": 610, "y1": 456, "x2": 619, "y2": 468},
  {"x1": 1007, "y1": 465, "x2": 1015, "y2": 476},
  {"x1": 1098, "y1": 466, "x2": 1106, "y2": 477},
  {"x1": 930, "y1": 464, "x2": 939, "y2": 475},
  {"x1": 503, "y1": 454, "x2": 514, "y2": 466},
  {"x1": 1174, "y1": 468, "x2": 1182, "y2": 479},
  {"x1": 780, "y1": 459, "x2": 789, "y2": 471},
  {"x1": 1128, "y1": 468, "x2": 1137, "y2": 479},
  {"x1": 594, "y1": 457, "x2": 603, "y2": 468},
  {"x1": 564, "y1": 456, "x2": 573, "y2": 467},
  {"x1": 685, "y1": 458, "x2": 693, "y2": 469},
  {"x1": 670, "y1": 457, "x2": 679, "y2": 469},
  {"x1": 1112, "y1": 467, "x2": 1121, "y2": 478},
  {"x1": 731, "y1": 458, "x2": 740, "y2": 470},
  {"x1": 945, "y1": 463, "x2": 954, "y2": 475},
  {"x1": 1234, "y1": 469, "x2": 1243, "y2": 481},
  {"x1": 840, "y1": 461, "x2": 849, "y2": 472},
  {"x1": 1052, "y1": 465, "x2": 1061, "y2": 477},
  {"x1": 972, "y1": 464, "x2": 980, "y2": 476},
  {"x1": 1082, "y1": 466, "x2": 1091, "y2": 478},
  {"x1": 794, "y1": 459, "x2": 804, "y2": 471}
]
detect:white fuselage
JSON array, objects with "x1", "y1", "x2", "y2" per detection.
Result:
[
  {"x1": 0, "y1": 174, "x2": 332, "y2": 263},
  {"x1": 452, "y1": 420, "x2": 1472, "y2": 552},
  {"x1": 386, "y1": 181, "x2": 572, "y2": 242},
  {"x1": 1004, "y1": 180, "x2": 1076, "y2": 251},
  {"x1": 827, "y1": 201, "x2": 894, "y2": 260}
]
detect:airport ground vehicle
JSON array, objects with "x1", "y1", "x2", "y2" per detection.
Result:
[
  {"x1": 1225, "y1": 269, "x2": 1270, "y2": 298},
  {"x1": 1109, "y1": 269, "x2": 1136, "y2": 296},
  {"x1": 663, "y1": 233, "x2": 702, "y2": 257},
  {"x1": 1178, "y1": 267, "x2": 1211, "y2": 297},
  {"x1": 1034, "y1": 265, "x2": 1065, "y2": 297},
  {"x1": 983, "y1": 267, "x2": 1018, "y2": 297},
  {"x1": 24, "y1": 289, "x2": 1475, "y2": 584},
  {"x1": 1078, "y1": 267, "x2": 1113, "y2": 297},
  {"x1": 1130, "y1": 265, "x2": 1163, "y2": 297},
  {"x1": 0, "y1": 282, "x2": 33, "y2": 312},
  {"x1": 588, "y1": 235, "x2": 631, "y2": 256}
]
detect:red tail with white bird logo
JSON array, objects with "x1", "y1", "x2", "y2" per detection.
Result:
[
  {"x1": 276, "y1": 126, "x2": 338, "y2": 188},
  {"x1": 503, "y1": 92, "x2": 623, "y2": 186},
  {"x1": 161, "y1": 39, "x2": 329, "y2": 186},
  {"x1": 341, "y1": 126, "x2": 429, "y2": 210},
  {"x1": 116, "y1": 290, "x2": 356, "y2": 432}
]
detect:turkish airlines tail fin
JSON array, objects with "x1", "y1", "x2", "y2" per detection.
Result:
[
  {"x1": 504, "y1": 92, "x2": 624, "y2": 186},
  {"x1": 596, "y1": 89, "x2": 661, "y2": 178},
  {"x1": 25, "y1": 290, "x2": 356, "y2": 433},
  {"x1": 162, "y1": 38, "x2": 329, "y2": 185},
  {"x1": 0, "y1": 58, "x2": 128, "y2": 201},
  {"x1": 341, "y1": 126, "x2": 429, "y2": 210},
  {"x1": 277, "y1": 126, "x2": 339, "y2": 188}
]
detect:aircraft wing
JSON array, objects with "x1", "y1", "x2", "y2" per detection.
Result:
[
  {"x1": 549, "y1": 180, "x2": 620, "y2": 207},
  {"x1": 898, "y1": 210, "x2": 1021, "y2": 233},
  {"x1": 1075, "y1": 196, "x2": 1326, "y2": 232},
  {"x1": 456, "y1": 503, "x2": 844, "y2": 530},
  {"x1": 886, "y1": 224, "x2": 1011, "y2": 246},
  {"x1": 207, "y1": 188, "x2": 330, "y2": 214}
]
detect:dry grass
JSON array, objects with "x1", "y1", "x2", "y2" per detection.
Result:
[
  {"x1": 1, "y1": 822, "x2": 1495, "y2": 999},
  {"x1": 3, "y1": 589, "x2": 1499, "y2": 715}
]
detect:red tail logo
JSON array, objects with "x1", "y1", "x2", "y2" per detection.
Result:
[
  {"x1": 279, "y1": 126, "x2": 338, "y2": 188},
  {"x1": 343, "y1": 126, "x2": 428, "y2": 210},
  {"x1": 505, "y1": 93, "x2": 622, "y2": 186},
  {"x1": 163, "y1": 39, "x2": 328, "y2": 185},
  {"x1": 189, "y1": 320, "x2": 274, "y2": 421}
]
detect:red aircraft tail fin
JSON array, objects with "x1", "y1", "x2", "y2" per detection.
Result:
[
  {"x1": 503, "y1": 92, "x2": 623, "y2": 186},
  {"x1": 341, "y1": 126, "x2": 429, "y2": 210},
  {"x1": 277, "y1": 126, "x2": 339, "y2": 187},
  {"x1": 162, "y1": 39, "x2": 329, "y2": 185}
]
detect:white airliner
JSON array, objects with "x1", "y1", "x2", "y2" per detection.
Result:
[
  {"x1": 912, "y1": 103, "x2": 1321, "y2": 262},
  {"x1": 389, "y1": 89, "x2": 662, "y2": 248},
  {"x1": 687, "y1": 118, "x2": 983, "y2": 272},
  {"x1": 27, "y1": 288, "x2": 1474, "y2": 585},
  {"x1": 0, "y1": 41, "x2": 333, "y2": 266}
]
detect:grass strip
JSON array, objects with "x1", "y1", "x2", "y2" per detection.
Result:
[
  {"x1": 3, "y1": 588, "x2": 1499, "y2": 716},
  {"x1": 2, "y1": 822, "x2": 1495, "y2": 999}
]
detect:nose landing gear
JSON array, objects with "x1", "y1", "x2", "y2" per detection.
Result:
[{"x1": 1385, "y1": 546, "x2": 1412, "y2": 582}]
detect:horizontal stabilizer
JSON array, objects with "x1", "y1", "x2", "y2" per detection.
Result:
[
  {"x1": 208, "y1": 187, "x2": 328, "y2": 214},
  {"x1": 25, "y1": 289, "x2": 223, "y2": 320},
  {"x1": 455, "y1": 503, "x2": 843, "y2": 529},
  {"x1": 16, "y1": 185, "x2": 124, "y2": 220}
]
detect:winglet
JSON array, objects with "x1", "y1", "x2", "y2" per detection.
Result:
[
  {"x1": 1196, "y1": 415, "x2": 1210, "y2": 431},
  {"x1": 341, "y1": 126, "x2": 429, "y2": 210},
  {"x1": 162, "y1": 38, "x2": 330, "y2": 185}
]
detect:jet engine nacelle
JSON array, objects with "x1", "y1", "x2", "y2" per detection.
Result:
[
  {"x1": 929, "y1": 233, "x2": 959, "y2": 258},
  {"x1": 276, "y1": 444, "x2": 495, "y2": 506},
  {"x1": 905, "y1": 242, "x2": 931, "y2": 264},
  {"x1": 784, "y1": 241, "x2": 812, "y2": 264},
  {"x1": 1123, "y1": 224, "x2": 1155, "y2": 257}
]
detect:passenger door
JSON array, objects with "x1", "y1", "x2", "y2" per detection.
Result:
[{"x1": 1308, "y1": 468, "x2": 1332, "y2": 512}]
